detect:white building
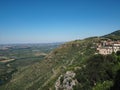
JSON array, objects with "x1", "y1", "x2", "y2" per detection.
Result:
[{"x1": 97, "y1": 43, "x2": 120, "y2": 55}]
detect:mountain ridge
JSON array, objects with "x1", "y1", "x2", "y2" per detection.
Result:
[{"x1": 102, "y1": 30, "x2": 120, "y2": 40}]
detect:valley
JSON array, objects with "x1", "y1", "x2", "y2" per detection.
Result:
[
  {"x1": 0, "y1": 43, "x2": 61, "y2": 87},
  {"x1": 0, "y1": 30, "x2": 120, "y2": 90},
  {"x1": 1, "y1": 0, "x2": 120, "y2": 89}
]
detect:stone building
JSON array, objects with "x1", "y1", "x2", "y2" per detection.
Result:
[{"x1": 97, "y1": 41, "x2": 120, "y2": 55}]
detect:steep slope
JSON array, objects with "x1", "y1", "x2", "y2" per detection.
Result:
[
  {"x1": 0, "y1": 30, "x2": 120, "y2": 90},
  {"x1": 74, "y1": 54, "x2": 120, "y2": 90},
  {"x1": 0, "y1": 38, "x2": 98, "y2": 90}
]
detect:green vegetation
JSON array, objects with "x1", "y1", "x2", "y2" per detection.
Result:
[
  {"x1": 93, "y1": 81, "x2": 113, "y2": 90},
  {"x1": 103, "y1": 30, "x2": 120, "y2": 40},
  {"x1": 75, "y1": 53, "x2": 120, "y2": 90},
  {"x1": 0, "y1": 38, "x2": 97, "y2": 90},
  {"x1": 0, "y1": 43, "x2": 60, "y2": 89},
  {"x1": 0, "y1": 30, "x2": 120, "y2": 90}
]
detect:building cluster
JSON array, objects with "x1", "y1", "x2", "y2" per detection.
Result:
[{"x1": 97, "y1": 40, "x2": 120, "y2": 55}]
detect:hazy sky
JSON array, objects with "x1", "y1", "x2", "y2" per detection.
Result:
[{"x1": 0, "y1": 0, "x2": 120, "y2": 44}]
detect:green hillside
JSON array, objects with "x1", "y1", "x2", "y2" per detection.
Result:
[
  {"x1": 0, "y1": 30, "x2": 120, "y2": 90},
  {"x1": 103, "y1": 30, "x2": 120, "y2": 40},
  {"x1": 0, "y1": 38, "x2": 98, "y2": 90}
]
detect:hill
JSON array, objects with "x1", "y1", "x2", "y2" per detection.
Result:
[
  {"x1": 103, "y1": 30, "x2": 120, "y2": 40},
  {"x1": 0, "y1": 30, "x2": 120, "y2": 90},
  {"x1": 0, "y1": 38, "x2": 98, "y2": 90}
]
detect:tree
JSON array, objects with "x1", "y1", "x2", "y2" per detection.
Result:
[
  {"x1": 116, "y1": 51, "x2": 120, "y2": 56},
  {"x1": 111, "y1": 70, "x2": 120, "y2": 90}
]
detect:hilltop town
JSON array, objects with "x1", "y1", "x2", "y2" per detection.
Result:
[{"x1": 97, "y1": 39, "x2": 120, "y2": 55}]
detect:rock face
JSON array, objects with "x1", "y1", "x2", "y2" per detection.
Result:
[{"x1": 55, "y1": 71, "x2": 76, "y2": 90}]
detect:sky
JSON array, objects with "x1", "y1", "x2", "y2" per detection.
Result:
[{"x1": 0, "y1": 0, "x2": 120, "y2": 44}]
